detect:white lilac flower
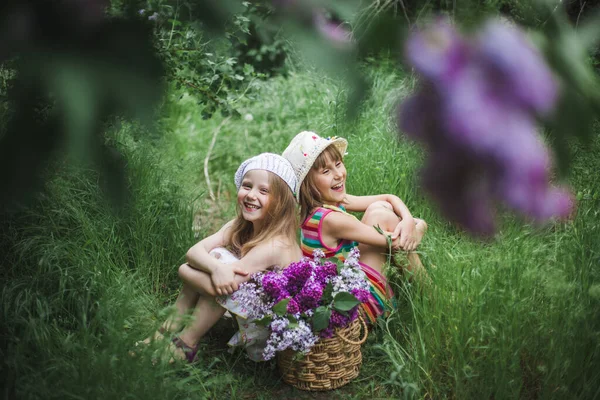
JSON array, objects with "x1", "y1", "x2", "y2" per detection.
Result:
[
  {"x1": 270, "y1": 317, "x2": 289, "y2": 333},
  {"x1": 312, "y1": 248, "x2": 326, "y2": 262}
]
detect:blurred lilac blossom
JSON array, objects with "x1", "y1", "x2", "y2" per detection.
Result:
[
  {"x1": 313, "y1": 12, "x2": 352, "y2": 46},
  {"x1": 398, "y1": 18, "x2": 574, "y2": 235}
]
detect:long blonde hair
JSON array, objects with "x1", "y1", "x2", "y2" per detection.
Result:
[
  {"x1": 230, "y1": 171, "x2": 298, "y2": 257},
  {"x1": 299, "y1": 144, "x2": 344, "y2": 223}
]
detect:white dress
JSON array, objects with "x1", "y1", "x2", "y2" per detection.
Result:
[{"x1": 210, "y1": 247, "x2": 269, "y2": 361}]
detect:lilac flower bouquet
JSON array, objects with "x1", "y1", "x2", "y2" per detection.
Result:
[{"x1": 230, "y1": 248, "x2": 370, "y2": 360}]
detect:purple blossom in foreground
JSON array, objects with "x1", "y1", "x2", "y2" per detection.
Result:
[
  {"x1": 313, "y1": 12, "x2": 352, "y2": 46},
  {"x1": 398, "y1": 18, "x2": 574, "y2": 235}
]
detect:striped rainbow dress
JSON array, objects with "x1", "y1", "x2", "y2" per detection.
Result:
[{"x1": 300, "y1": 205, "x2": 395, "y2": 325}]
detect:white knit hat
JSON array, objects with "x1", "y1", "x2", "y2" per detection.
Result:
[
  {"x1": 282, "y1": 131, "x2": 348, "y2": 200},
  {"x1": 234, "y1": 153, "x2": 298, "y2": 195}
]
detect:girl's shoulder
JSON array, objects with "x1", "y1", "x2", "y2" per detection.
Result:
[{"x1": 306, "y1": 205, "x2": 339, "y2": 220}]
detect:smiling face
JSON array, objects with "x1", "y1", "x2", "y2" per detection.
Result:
[
  {"x1": 237, "y1": 169, "x2": 271, "y2": 226},
  {"x1": 311, "y1": 152, "x2": 347, "y2": 205}
]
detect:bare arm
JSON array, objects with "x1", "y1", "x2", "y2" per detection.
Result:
[
  {"x1": 185, "y1": 220, "x2": 249, "y2": 295},
  {"x1": 186, "y1": 220, "x2": 234, "y2": 274},
  {"x1": 322, "y1": 211, "x2": 402, "y2": 249},
  {"x1": 346, "y1": 193, "x2": 418, "y2": 249}
]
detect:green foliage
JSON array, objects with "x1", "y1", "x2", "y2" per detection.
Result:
[
  {"x1": 312, "y1": 306, "x2": 332, "y2": 332},
  {"x1": 273, "y1": 298, "x2": 291, "y2": 316},
  {"x1": 332, "y1": 292, "x2": 360, "y2": 312},
  {"x1": 140, "y1": 0, "x2": 289, "y2": 119}
]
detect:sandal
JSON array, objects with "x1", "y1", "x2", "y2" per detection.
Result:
[{"x1": 170, "y1": 336, "x2": 199, "y2": 363}]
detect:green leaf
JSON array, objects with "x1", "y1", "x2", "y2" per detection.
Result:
[
  {"x1": 253, "y1": 315, "x2": 272, "y2": 327},
  {"x1": 321, "y1": 282, "x2": 334, "y2": 303},
  {"x1": 312, "y1": 306, "x2": 331, "y2": 332},
  {"x1": 243, "y1": 63, "x2": 255, "y2": 75},
  {"x1": 288, "y1": 322, "x2": 299, "y2": 329},
  {"x1": 333, "y1": 292, "x2": 360, "y2": 312},
  {"x1": 333, "y1": 258, "x2": 344, "y2": 274},
  {"x1": 273, "y1": 298, "x2": 291, "y2": 316}
]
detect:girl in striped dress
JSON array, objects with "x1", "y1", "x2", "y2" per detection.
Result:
[{"x1": 283, "y1": 132, "x2": 428, "y2": 325}]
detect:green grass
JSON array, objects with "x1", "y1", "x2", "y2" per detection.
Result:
[{"x1": 2, "y1": 58, "x2": 599, "y2": 399}]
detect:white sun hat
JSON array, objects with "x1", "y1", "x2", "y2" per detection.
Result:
[
  {"x1": 282, "y1": 131, "x2": 348, "y2": 200},
  {"x1": 234, "y1": 152, "x2": 298, "y2": 195}
]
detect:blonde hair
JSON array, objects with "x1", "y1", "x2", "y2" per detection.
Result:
[
  {"x1": 230, "y1": 171, "x2": 298, "y2": 257},
  {"x1": 299, "y1": 144, "x2": 344, "y2": 222}
]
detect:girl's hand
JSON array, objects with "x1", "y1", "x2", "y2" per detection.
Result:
[
  {"x1": 390, "y1": 234, "x2": 403, "y2": 251},
  {"x1": 394, "y1": 218, "x2": 418, "y2": 252},
  {"x1": 211, "y1": 265, "x2": 248, "y2": 295}
]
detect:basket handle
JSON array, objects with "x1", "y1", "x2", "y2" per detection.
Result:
[{"x1": 335, "y1": 315, "x2": 368, "y2": 345}]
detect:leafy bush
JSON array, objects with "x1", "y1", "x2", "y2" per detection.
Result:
[{"x1": 138, "y1": 0, "x2": 289, "y2": 119}]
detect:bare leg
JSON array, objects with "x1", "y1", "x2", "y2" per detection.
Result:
[
  {"x1": 138, "y1": 277, "x2": 200, "y2": 346},
  {"x1": 137, "y1": 263, "x2": 218, "y2": 348},
  {"x1": 358, "y1": 201, "x2": 428, "y2": 280},
  {"x1": 160, "y1": 282, "x2": 200, "y2": 333},
  {"x1": 177, "y1": 263, "x2": 219, "y2": 297},
  {"x1": 358, "y1": 201, "x2": 400, "y2": 274},
  {"x1": 169, "y1": 295, "x2": 227, "y2": 361}
]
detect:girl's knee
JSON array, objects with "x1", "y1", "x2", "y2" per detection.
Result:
[
  {"x1": 362, "y1": 201, "x2": 397, "y2": 226},
  {"x1": 178, "y1": 263, "x2": 201, "y2": 284},
  {"x1": 366, "y1": 200, "x2": 393, "y2": 213},
  {"x1": 178, "y1": 263, "x2": 191, "y2": 281}
]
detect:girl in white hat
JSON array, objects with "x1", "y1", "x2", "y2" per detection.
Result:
[
  {"x1": 137, "y1": 153, "x2": 301, "y2": 362},
  {"x1": 283, "y1": 131, "x2": 427, "y2": 325}
]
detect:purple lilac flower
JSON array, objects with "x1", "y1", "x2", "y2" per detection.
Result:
[
  {"x1": 283, "y1": 258, "x2": 314, "y2": 295},
  {"x1": 287, "y1": 298, "x2": 300, "y2": 314},
  {"x1": 295, "y1": 277, "x2": 323, "y2": 312},
  {"x1": 320, "y1": 327, "x2": 334, "y2": 338},
  {"x1": 351, "y1": 288, "x2": 370, "y2": 303},
  {"x1": 398, "y1": 18, "x2": 574, "y2": 235},
  {"x1": 148, "y1": 12, "x2": 158, "y2": 21},
  {"x1": 329, "y1": 310, "x2": 351, "y2": 328},
  {"x1": 262, "y1": 272, "x2": 290, "y2": 302},
  {"x1": 314, "y1": 261, "x2": 337, "y2": 284}
]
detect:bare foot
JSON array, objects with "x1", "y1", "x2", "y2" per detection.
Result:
[{"x1": 129, "y1": 328, "x2": 167, "y2": 358}]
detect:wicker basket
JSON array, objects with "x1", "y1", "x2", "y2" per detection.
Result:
[{"x1": 276, "y1": 316, "x2": 368, "y2": 391}]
